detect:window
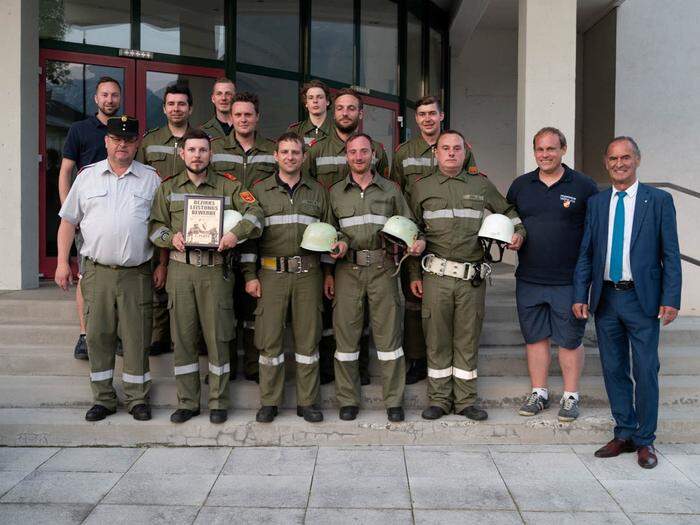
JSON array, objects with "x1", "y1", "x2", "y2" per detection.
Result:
[
  {"x1": 236, "y1": 73, "x2": 298, "y2": 140},
  {"x1": 406, "y1": 12, "x2": 423, "y2": 101},
  {"x1": 428, "y1": 27, "x2": 443, "y2": 101},
  {"x1": 39, "y1": 0, "x2": 131, "y2": 48},
  {"x1": 360, "y1": 0, "x2": 398, "y2": 94},
  {"x1": 237, "y1": 0, "x2": 299, "y2": 71},
  {"x1": 144, "y1": 72, "x2": 217, "y2": 130},
  {"x1": 311, "y1": 0, "x2": 354, "y2": 84}
]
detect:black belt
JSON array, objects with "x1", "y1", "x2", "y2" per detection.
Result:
[
  {"x1": 88, "y1": 259, "x2": 149, "y2": 270},
  {"x1": 604, "y1": 280, "x2": 634, "y2": 291}
]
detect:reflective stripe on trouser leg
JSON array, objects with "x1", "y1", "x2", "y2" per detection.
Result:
[
  {"x1": 367, "y1": 264, "x2": 405, "y2": 408},
  {"x1": 333, "y1": 263, "x2": 365, "y2": 407},
  {"x1": 421, "y1": 273, "x2": 455, "y2": 412},
  {"x1": 452, "y1": 278, "x2": 486, "y2": 412}
]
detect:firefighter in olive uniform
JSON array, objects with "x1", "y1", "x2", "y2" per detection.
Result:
[
  {"x1": 200, "y1": 77, "x2": 236, "y2": 140},
  {"x1": 149, "y1": 128, "x2": 264, "y2": 424},
  {"x1": 327, "y1": 133, "x2": 424, "y2": 423},
  {"x1": 287, "y1": 80, "x2": 333, "y2": 148},
  {"x1": 407, "y1": 130, "x2": 525, "y2": 421},
  {"x1": 245, "y1": 132, "x2": 332, "y2": 424}
]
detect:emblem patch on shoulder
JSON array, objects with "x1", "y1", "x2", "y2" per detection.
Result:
[
  {"x1": 222, "y1": 172, "x2": 237, "y2": 182},
  {"x1": 240, "y1": 191, "x2": 256, "y2": 203},
  {"x1": 468, "y1": 166, "x2": 478, "y2": 175}
]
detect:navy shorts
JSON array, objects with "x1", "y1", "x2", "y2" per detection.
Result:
[{"x1": 515, "y1": 280, "x2": 586, "y2": 349}]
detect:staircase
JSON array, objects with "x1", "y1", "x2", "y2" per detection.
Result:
[{"x1": 1, "y1": 268, "x2": 698, "y2": 447}]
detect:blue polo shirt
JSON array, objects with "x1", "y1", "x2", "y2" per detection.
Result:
[
  {"x1": 506, "y1": 164, "x2": 598, "y2": 285},
  {"x1": 61, "y1": 114, "x2": 108, "y2": 170}
]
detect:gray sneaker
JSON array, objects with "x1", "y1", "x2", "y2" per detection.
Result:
[
  {"x1": 558, "y1": 396, "x2": 580, "y2": 422},
  {"x1": 518, "y1": 392, "x2": 550, "y2": 416}
]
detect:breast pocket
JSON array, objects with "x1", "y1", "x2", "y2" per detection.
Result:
[
  {"x1": 459, "y1": 194, "x2": 485, "y2": 233},
  {"x1": 83, "y1": 188, "x2": 108, "y2": 215},
  {"x1": 145, "y1": 151, "x2": 167, "y2": 165},
  {"x1": 333, "y1": 204, "x2": 356, "y2": 228},
  {"x1": 299, "y1": 200, "x2": 322, "y2": 219},
  {"x1": 421, "y1": 197, "x2": 449, "y2": 232},
  {"x1": 131, "y1": 192, "x2": 152, "y2": 221},
  {"x1": 369, "y1": 199, "x2": 392, "y2": 218}
]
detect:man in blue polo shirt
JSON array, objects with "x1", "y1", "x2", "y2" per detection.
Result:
[
  {"x1": 507, "y1": 127, "x2": 598, "y2": 421},
  {"x1": 58, "y1": 76, "x2": 122, "y2": 360}
]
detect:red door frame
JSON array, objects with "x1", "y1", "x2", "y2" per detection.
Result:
[{"x1": 38, "y1": 49, "x2": 136, "y2": 278}]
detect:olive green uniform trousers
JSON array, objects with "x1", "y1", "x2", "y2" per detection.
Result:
[
  {"x1": 421, "y1": 272, "x2": 486, "y2": 413},
  {"x1": 333, "y1": 261, "x2": 405, "y2": 408},
  {"x1": 254, "y1": 268, "x2": 322, "y2": 407},
  {"x1": 167, "y1": 261, "x2": 234, "y2": 411},
  {"x1": 81, "y1": 259, "x2": 152, "y2": 411}
]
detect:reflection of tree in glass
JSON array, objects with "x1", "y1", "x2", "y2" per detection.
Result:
[{"x1": 39, "y1": 0, "x2": 68, "y2": 41}]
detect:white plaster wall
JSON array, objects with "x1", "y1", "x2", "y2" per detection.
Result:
[{"x1": 615, "y1": 0, "x2": 700, "y2": 314}]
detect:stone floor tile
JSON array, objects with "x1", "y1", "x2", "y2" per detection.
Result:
[
  {"x1": 629, "y1": 513, "x2": 700, "y2": 524},
  {"x1": 222, "y1": 446, "x2": 316, "y2": 476},
  {"x1": 39, "y1": 448, "x2": 144, "y2": 473},
  {"x1": 409, "y1": 476, "x2": 515, "y2": 510},
  {"x1": 664, "y1": 455, "x2": 700, "y2": 484},
  {"x1": 129, "y1": 447, "x2": 231, "y2": 475},
  {"x1": 576, "y1": 452, "x2": 688, "y2": 481},
  {"x1": 0, "y1": 503, "x2": 93, "y2": 524},
  {"x1": 305, "y1": 508, "x2": 414, "y2": 524},
  {"x1": 493, "y1": 451, "x2": 595, "y2": 481},
  {"x1": 507, "y1": 479, "x2": 620, "y2": 512},
  {"x1": 489, "y1": 444, "x2": 574, "y2": 453},
  {"x1": 314, "y1": 446, "x2": 406, "y2": 478},
  {"x1": 103, "y1": 473, "x2": 216, "y2": 506},
  {"x1": 83, "y1": 504, "x2": 199, "y2": 525},
  {"x1": 602, "y1": 480, "x2": 700, "y2": 514},
  {"x1": 414, "y1": 509, "x2": 523, "y2": 524},
  {"x1": 0, "y1": 471, "x2": 30, "y2": 497},
  {"x1": 0, "y1": 448, "x2": 59, "y2": 471},
  {"x1": 521, "y1": 511, "x2": 632, "y2": 524},
  {"x1": 308, "y1": 474, "x2": 411, "y2": 509},
  {"x1": 206, "y1": 475, "x2": 310, "y2": 508},
  {"x1": 195, "y1": 507, "x2": 305, "y2": 524},
  {"x1": 404, "y1": 448, "x2": 500, "y2": 480},
  {"x1": 0, "y1": 471, "x2": 120, "y2": 504}
]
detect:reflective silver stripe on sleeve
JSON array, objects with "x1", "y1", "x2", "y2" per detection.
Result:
[
  {"x1": 211, "y1": 153, "x2": 244, "y2": 164},
  {"x1": 511, "y1": 217, "x2": 522, "y2": 226},
  {"x1": 248, "y1": 154, "x2": 275, "y2": 164},
  {"x1": 122, "y1": 372, "x2": 152, "y2": 384},
  {"x1": 377, "y1": 347, "x2": 404, "y2": 361},
  {"x1": 242, "y1": 213, "x2": 263, "y2": 230},
  {"x1": 402, "y1": 157, "x2": 432, "y2": 168},
  {"x1": 150, "y1": 226, "x2": 170, "y2": 242},
  {"x1": 304, "y1": 137, "x2": 314, "y2": 145},
  {"x1": 334, "y1": 351, "x2": 360, "y2": 362},
  {"x1": 224, "y1": 197, "x2": 231, "y2": 205},
  {"x1": 452, "y1": 366, "x2": 478, "y2": 380},
  {"x1": 243, "y1": 320, "x2": 255, "y2": 330},
  {"x1": 259, "y1": 354, "x2": 285, "y2": 366},
  {"x1": 264, "y1": 214, "x2": 319, "y2": 227},
  {"x1": 316, "y1": 156, "x2": 347, "y2": 167},
  {"x1": 146, "y1": 145, "x2": 176, "y2": 155},
  {"x1": 427, "y1": 366, "x2": 452, "y2": 379},
  {"x1": 320, "y1": 254, "x2": 336, "y2": 265},
  {"x1": 168, "y1": 193, "x2": 185, "y2": 202},
  {"x1": 90, "y1": 369, "x2": 114, "y2": 382},
  {"x1": 239, "y1": 253, "x2": 258, "y2": 263},
  {"x1": 295, "y1": 352, "x2": 320, "y2": 365},
  {"x1": 423, "y1": 208, "x2": 482, "y2": 220},
  {"x1": 174, "y1": 363, "x2": 200, "y2": 375},
  {"x1": 322, "y1": 328, "x2": 334, "y2": 337},
  {"x1": 338, "y1": 214, "x2": 388, "y2": 228},
  {"x1": 208, "y1": 362, "x2": 231, "y2": 376}
]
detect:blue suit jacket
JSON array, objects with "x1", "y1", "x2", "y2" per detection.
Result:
[{"x1": 573, "y1": 182, "x2": 682, "y2": 317}]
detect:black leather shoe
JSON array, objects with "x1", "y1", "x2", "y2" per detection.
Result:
[
  {"x1": 170, "y1": 408, "x2": 200, "y2": 423},
  {"x1": 256, "y1": 406, "x2": 278, "y2": 423},
  {"x1": 85, "y1": 404, "x2": 116, "y2": 421},
  {"x1": 339, "y1": 406, "x2": 359, "y2": 421},
  {"x1": 387, "y1": 407, "x2": 405, "y2": 422},
  {"x1": 129, "y1": 403, "x2": 151, "y2": 421},
  {"x1": 115, "y1": 338, "x2": 123, "y2": 357},
  {"x1": 360, "y1": 369, "x2": 371, "y2": 386},
  {"x1": 149, "y1": 340, "x2": 172, "y2": 356},
  {"x1": 405, "y1": 358, "x2": 427, "y2": 385},
  {"x1": 210, "y1": 409, "x2": 228, "y2": 424},
  {"x1": 297, "y1": 405, "x2": 324, "y2": 423},
  {"x1": 459, "y1": 405, "x2": 488, "y2": 421},
  {"x1": 244, "y1": 372, "x2": 260, "y2": 384},
  {"x1": 74, "y1": 334, "x2": 89, "y2": 360},
  {"x1": 421, "y1": 406, "x2": 446, "y2": 420}
]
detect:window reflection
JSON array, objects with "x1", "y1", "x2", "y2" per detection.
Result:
[
  {"x1": 39, "y1": 0, "x2": 130, "y2": 48},
  {"x1": 144, "y1": 72, "x2": 216, "y2": 130},
  {"x1": 360, "y1": 0, "x2": 398, "y2": 94},
  {"x1": 429, "y1": 28, "x2": 443, "y2": 102},
  {"x1": 237, "y1": 0, "x2": 299, "y2": 71},
  {"x1": 236, "y1": 73, "x2": 298, "y2": 140},
  {"x1": 311, "y1": 0, "x2": 354, "y2": 84},
  {"x1": 406, "y1": 12, "x2": 423, "y2": 101}
]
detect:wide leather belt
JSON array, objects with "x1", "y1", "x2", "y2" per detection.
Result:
[
  {"x1": 345, "y1": 249, "x2": 390, "y2": 267},
  {"x1": 170, "y1": 249, "x2": 224, "y2": 267},
  {"x1": 260, "y1": 255, "x2": 317, "y2": 273},
  {"x1": 604, "y1": 280, "x2": 635, "y2": 291},
  {"x1": 421, "y1": 254, "x2": 489, "y2": 281}
]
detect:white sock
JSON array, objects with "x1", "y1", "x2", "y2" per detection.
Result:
[
  {"x1": 532, "y1": 388, "x2": 548, "y2": 400},
  {"x1": 562, "y1": 391, "x2": 579, "y2": 402}
]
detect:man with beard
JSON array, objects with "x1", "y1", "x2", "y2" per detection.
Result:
[
  {"x1": 287, "y1": 80, "x2": 333, "y2": 148},
  {"x1": 59, "y1": 76, "x2": 122, "y2": 361},
  {"x1": 149, "y1": 128, "x2": 264, "y2": 424},
  {"x1": 201, "y1": 77, "x2": 236, "y2": 140},
  {"x1": 303, "y1": 88, "x2": 389, "y2": 386}
]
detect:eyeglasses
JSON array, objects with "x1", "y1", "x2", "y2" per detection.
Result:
[{"x1": 107, "y1": 135, "x2": 139, "y2": 144}]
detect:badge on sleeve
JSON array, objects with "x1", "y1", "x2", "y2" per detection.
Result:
[{"x1": 240, "y1": 191, "x2": 256, "y2": 203}]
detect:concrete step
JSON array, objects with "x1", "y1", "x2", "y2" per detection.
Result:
[
  {"x1": 2, "y1": 344, "x2": 699, "y2": 378},
  {"x1": 1, "y1": 374, "x2": 697, "y2": 410},
  {"x1": 1, "y1": 406, "x2": 698, "y2": 447}
]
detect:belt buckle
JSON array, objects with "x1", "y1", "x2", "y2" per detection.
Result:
[
  {"x1": 465, "y1": 263, "x2": 476, "y2": 281},
  {"x1": 207, "y1": 251, "x2": 216, "y2": 268},
  {"x1": 358, "y1": 250, "x2": 371, "y2": 267},
  {"x1": 192, "y1": 249, "x2": 203, "y2": 267},
  {"x1": 436, "y1": 257, "x2": 447, "y2": 277},
  {"x1": 288, "y1": 255, "x2": 303, "y2": 274}
]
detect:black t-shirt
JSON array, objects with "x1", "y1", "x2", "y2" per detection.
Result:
[
  {"x1": 61, "y1": 114, "x2": 108, "y2": 170},
  {"x1": 506, "y1": 164, "x2": 598, "y2": 285}
]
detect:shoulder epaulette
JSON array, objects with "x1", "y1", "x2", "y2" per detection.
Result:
[
  {"x1": 288, "y1": 121, "x2": 301, "y2": 129},
  {"x1": 76, "y1": 161, "x2": 98, "y2": 175},
  {"x1": 161, "y1": 174, "x2": 176, "y2": 183},
  {"x1": 394, "y1": 139, "x2": 411, "y2": 152},
  {"x1": 252, "y1": 178, "x2": 266, "y2": 187},
  {"x1": 220, "y1": 172, "x2": 238, "y2": 182},
  {"x1": 142, "y1": 127, "x2": 159, "y2": 137},
  {"x1": 414, "y1": 174, "x2": 432, "y2": 184},
  {"x1": 210, "y1": 135, "x2": 224, "y2": 143},
  {"x1": 478, "y1": 171, "x2": 488, "y2": 178}
]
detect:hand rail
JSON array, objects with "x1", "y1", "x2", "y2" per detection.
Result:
[{"x1": 647, "y1": 183, "x2": 700, "y2": 267}]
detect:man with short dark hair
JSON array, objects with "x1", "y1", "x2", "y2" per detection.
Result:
[
  {"x1": 507, "y1": 127, "x2": 598, "y2": 421},
  {"x1": 59, "y1": 76, "x2": 122, "y2": 360},
  {"x1": 288, "y1": 80, "x2": 333, "y2": 147},
  {"x1": 201, "y1": 77, "x2": 236, "y2": 139}
]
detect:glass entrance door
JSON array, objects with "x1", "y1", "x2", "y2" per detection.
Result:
[{"x1": 361, "y1": 96, "x2": 400, "y2": 165}]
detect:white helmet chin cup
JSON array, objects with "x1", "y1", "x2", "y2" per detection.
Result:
[
  {"x1": 478, "y1": 213, "x2": 515, "y2": 263},
  {"x1": 300, "y1": 222, "x2": 339, "y2": 252}
]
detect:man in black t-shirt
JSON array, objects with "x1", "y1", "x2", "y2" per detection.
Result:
[{"x1": 507, "y1": 127, "x2": 598, "y2": 422}]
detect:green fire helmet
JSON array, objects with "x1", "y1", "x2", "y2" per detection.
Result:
[
  {"x1": 381, "y1": 215, "x2": 418, "y2": 247},
  {"x1": 300, "y1": 222, "x2": 338, "y2": 252},
  {"x1": 223, "y1": 209, "x2": 246, "y2": 244},
  {"x1": 478, "y1": 213, "x2": 514, "y2": 263}
]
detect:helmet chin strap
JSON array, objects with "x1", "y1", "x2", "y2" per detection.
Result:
[{"x1": 480, "y1": 238, "x2": 507, "y2": 263}]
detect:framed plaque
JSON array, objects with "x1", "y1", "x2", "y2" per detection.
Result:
[{"x1": 183, "y1": 195, "x2": 224, "y2": 248}]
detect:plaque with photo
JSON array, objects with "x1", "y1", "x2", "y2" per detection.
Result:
[{"x1": 183, "y1": 195, "x2": 224, "y2": 248}]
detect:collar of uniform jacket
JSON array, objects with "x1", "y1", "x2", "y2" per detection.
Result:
[
  {"x1": 174, "y1": 168, "x2": 218, "y2": 188},
  {"x1": 224, "y1": 131, "x2": 267, "y2": 152},
  {"x1": 101, "y1": 161, "x2": 141, "y2": 178},
  {"x1": 272, "y1": 173, "x2": 317, "y2": 193},
  {"x1": 437, "y1": 169, "x2": 469, "y2": 183},
  {"x1": 342, "y1": 171, "x2": 389, "y2": 191}
]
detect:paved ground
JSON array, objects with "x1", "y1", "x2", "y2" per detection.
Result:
[{"x1": 1, "y1": 444, "x2": 700, "y2": 524}]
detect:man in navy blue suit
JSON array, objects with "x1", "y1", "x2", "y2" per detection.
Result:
[{"x1": 573, "y1": 136, "x2": 682, "y2": 469}]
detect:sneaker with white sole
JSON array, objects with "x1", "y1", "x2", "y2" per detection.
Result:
[
  {"x1": 558, "y1": 396, "x2": 580, "y2": 422},
  {"x1": 518, "y1": 391, "x2": 550, "y2": 416}
]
